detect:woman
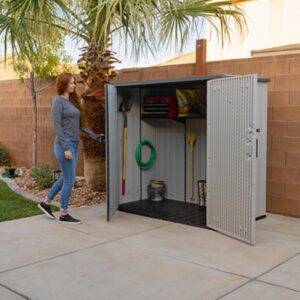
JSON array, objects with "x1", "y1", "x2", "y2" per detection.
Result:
[{"x1": 38, "y1": 72, "x2": 104, "y2": 224}]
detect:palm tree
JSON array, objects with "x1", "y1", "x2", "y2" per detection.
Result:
[
  {"x1": 0, "y1": 1, "x2": 66, "y2": 167},
  {"x1": 0, "y1": 0, "x2": 252, "y2": 191}
]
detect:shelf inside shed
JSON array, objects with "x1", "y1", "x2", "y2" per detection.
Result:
[{"x1": 141, "y1": 113, "x2": 206, "y2": 123}]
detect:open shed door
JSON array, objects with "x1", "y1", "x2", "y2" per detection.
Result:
[
  {"x1": 207, "y1": 75, "x2": 257, "y2": 245},
  {"x1": 105, "y1": 84, "x2": 119, "y2": 221}
]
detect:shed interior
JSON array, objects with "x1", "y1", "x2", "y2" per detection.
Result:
[{"x1": 116, "y1": 79, "x2": 211, "y2": 228}]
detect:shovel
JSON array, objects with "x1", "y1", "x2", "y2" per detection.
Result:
[
  {"x1": 187, "y1": 132, "x2": 197, "y2": 200},
  {"x1": 119, "y1": 90, "x2": 132, "y2": 196}
]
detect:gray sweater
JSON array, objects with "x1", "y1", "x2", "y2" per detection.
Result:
[{"x1": 51, "y1": 95, "x2": 100, "y2": 151}]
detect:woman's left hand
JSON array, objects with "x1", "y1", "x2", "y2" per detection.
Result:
[{"x1": 96, "y1": 133, "x2": 105, "y2": 143}]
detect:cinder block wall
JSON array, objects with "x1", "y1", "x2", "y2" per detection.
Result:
[
  {"x1": 0, "y1": 55, "x2": 300, "y2": 216},
  {"x1": 0, "y1": 79, "x2": 84, "y2": 174}
]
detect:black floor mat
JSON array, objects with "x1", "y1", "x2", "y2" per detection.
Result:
[{"x1": 118, "y1": 198, "x2": 207, "y2": 228}]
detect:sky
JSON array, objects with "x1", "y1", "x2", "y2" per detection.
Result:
[{"x1": 65, "y1": 28, "x2": 205, "y2": 69}]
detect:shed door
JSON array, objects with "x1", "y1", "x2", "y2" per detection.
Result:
[
  {"x1": 105, "y1": 84, "x2": 119, "y2": 221},
  {"x1": 207, "y1": 75, "x2": 257, "y2": 245}
]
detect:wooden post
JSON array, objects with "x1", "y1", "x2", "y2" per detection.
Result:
[{"x1": 195, "y1": 39, "x2": 207, "y2": 75}]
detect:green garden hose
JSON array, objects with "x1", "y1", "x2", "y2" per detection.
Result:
[{"x1": 135, "y1": 140, "x2": 156, "y2": 170}]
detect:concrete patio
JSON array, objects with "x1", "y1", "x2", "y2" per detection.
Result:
[{"x1": 0, "y1": 203, "x2": 299, "y2": 300}]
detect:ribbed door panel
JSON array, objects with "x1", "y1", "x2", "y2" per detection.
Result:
[
  {"x1": 207, "y1": 75, "x2": 257, "y2": 244},
  {"x1": 105, "y1": 84, "x2": 119, "y2": 221}
]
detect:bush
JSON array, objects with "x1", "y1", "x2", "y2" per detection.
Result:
[
  {"x1": 0, "y1": 143, "x2": 11, "y2": 166},
  {"x1": 30, "y1": 165, "x2": 55, "y2": 189}
]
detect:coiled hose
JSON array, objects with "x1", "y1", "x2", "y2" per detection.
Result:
[{"x1": 135, "y1": 140, "x2": 156, "y2": 170}]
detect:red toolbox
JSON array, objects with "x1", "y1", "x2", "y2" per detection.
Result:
[{"x1": 143, "y1": 96, "x2": 178, "y2": 118}]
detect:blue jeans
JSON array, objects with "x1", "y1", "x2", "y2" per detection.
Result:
[{"x1": 46, "y1": 138, "x2": 79, "y2": 211}]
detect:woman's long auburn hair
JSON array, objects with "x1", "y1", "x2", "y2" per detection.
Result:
[{"x1": 56, "y1": 72, "x2": 83, "y2": 124}]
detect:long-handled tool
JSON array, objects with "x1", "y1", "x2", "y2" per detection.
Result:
[
  {"x1": 187, "y1": 132, "x2": 197, "y2": 200},
  {"x1": 119, "y1": 90, "x2": 132, "y2": 196}
]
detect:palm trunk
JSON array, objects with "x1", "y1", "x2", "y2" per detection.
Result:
[
  {"x1": 84, "y1": 156, "x2": 106, "y2": 191},
  {"x1": 30, "y1": 71, "x2": 37, "y2": 166},
  {"x1": 81, "y1": 84, "x2": 106, "y2": 191},
  {"x1": 78, "y1": 41, "x2": 119, "y2": 191}
]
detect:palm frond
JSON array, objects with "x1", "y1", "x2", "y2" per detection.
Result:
[
  {"x1": 0, "y1": 0, "x2": 68, "y2": 61},
  {"x1": 80, "y1": 0, "x2": 158, "y2": 60},
  {"x1": 1, "y1": 0, "x2": 252, "y2": 65},
  {"x1": 157, "y1": 0, "x2": 251, "y2": 52},
  {"x1": 80, "y1": 0, "x2": 251, "y2": 60}
]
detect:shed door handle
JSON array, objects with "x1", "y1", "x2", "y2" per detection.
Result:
[{"x1": 256, "y1": 139, "x2": 258, "y2": 158}]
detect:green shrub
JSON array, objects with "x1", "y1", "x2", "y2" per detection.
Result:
[
  {"x1": 0, "y1": 143, "x2": 11, "y2": 166},
  {"x1": 30, "y1": 165, "x2": 55, "y2": 189}
]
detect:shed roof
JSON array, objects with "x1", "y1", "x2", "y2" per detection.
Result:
[{"x1": 113, "y1": 74, "x2": 269, "y2": 88}]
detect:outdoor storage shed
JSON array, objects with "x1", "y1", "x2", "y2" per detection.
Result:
[{"x1": 105, "y1": 74, "x2": 269, "y2": 245}]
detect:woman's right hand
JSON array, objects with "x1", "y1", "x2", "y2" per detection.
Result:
[{"x1": 64, "y1": 150, "x2": 73, "y2": 160}]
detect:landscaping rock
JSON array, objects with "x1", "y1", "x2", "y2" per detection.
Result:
[{"x1": 75, "y1": 176, "x2": 85, "y2": 188}]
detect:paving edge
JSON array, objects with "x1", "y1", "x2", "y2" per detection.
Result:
[{"x1": 0, "y1": 175, "x2": 60, "y2": 208}]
